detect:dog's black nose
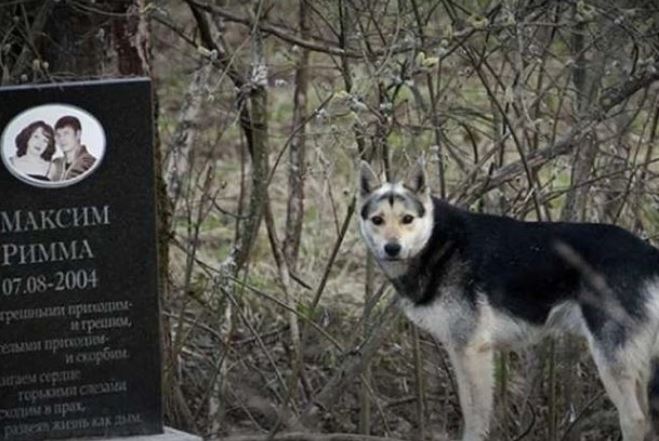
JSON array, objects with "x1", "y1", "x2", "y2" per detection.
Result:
[{"x1": 384, "y1": 243, "x2": 401, "y2": 257}]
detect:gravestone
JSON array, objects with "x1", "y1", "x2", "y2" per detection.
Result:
[{"x1": 0, "y1": 78, "x2": 163, "y2": 440}]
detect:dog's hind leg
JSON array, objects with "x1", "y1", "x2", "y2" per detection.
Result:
[
  {"x1": 591, "y1": 346, "x2": 651, "y2": 441},
  {"x1": 648, "y1": 358, "x2": 659, "y2": 437},
  {"x1": 447, "y1": 343, "x2": 495, "y2": 441}
]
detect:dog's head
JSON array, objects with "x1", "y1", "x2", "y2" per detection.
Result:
[{"x1": 358, "y1": 160, "x2": 434, "y2": 263}]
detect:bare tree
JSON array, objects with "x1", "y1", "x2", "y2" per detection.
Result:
[{"x1": 6, "y1": 0, "x2": 657, "y2": 439}]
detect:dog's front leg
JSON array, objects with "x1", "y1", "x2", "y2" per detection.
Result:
[{"x1": 448, "y1": 343, "x2": 495, "y2": 441}]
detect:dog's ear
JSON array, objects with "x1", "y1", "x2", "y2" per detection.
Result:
[
  {"x1": 404, "y1": 158, "x2": 429, "y2": 195},
  {"x1": 359, "y1": 161, "x2": 380, "y2": 197}
]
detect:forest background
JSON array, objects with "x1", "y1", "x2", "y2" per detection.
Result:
[{"x1": 2, "y1": 0, "x2": 659, "y2": 440}]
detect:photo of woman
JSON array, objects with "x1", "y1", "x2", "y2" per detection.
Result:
[{"x1": 9, "y1": 120, "x2": 61, "y2": 181}]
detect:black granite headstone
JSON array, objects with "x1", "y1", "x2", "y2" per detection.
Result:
[{"x1": 0, "y1": 78, "x2": 162, "y2": 440}]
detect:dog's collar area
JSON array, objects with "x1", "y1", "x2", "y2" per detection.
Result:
[{"x1": 390, "y1": 240, "x2": 458, "y2": 305}]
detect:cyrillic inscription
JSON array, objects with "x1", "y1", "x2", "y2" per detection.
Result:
[{"x1": 0, "y1": 206, "x2": 110, "y2": 234}]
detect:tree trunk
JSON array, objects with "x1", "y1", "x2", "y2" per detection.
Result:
[
  {"x1": 283, "y1": 0, "x2": 310, "y2": 268},
  {"x1": 557, "y1": 12, "x2": 606, "y2": 441}
]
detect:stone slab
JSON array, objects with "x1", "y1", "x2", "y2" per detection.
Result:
[
  {"x1": 0, "y1": 78, "x2": 162, "y2": 440},
  {"x1": 66, "y1": 427, "x2": 201, "y2": 441}
]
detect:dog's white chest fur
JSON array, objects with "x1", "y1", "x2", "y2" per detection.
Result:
[{"x1": 398, "y1": 288, "x2": 472, "y2": 344}]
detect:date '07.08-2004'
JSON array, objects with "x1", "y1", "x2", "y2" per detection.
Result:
[{"x1": 1, "y1": 269, "x2": 99, "y2": 296}]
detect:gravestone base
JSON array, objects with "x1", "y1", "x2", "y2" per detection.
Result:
[{"x1": 60, "y1": 427, "x2": 201, "y2": 441}]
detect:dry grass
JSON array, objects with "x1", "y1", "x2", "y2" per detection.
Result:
[{"x1": 152, "y1": 1, "x2": 659, "y2": 439}]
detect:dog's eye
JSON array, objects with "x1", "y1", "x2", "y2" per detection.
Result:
[
  {"x1": 402, "y1": 215, "x2": 414, "y2": 224},
  {"x1": 371, "y1": 216, "x2": 384, "y2": 226}
]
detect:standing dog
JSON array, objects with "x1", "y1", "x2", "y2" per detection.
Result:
[{"x1": 357, "y1": 160, "x2": 659, "y2": 441}]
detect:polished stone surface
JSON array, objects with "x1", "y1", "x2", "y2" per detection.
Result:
[{"x1": 0, "y1": 79, "x2": 162, "y2": 440}]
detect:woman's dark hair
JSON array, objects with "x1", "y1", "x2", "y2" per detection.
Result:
[{"x1": 15, "y1": 121, "x2": 56, "y2": 161}]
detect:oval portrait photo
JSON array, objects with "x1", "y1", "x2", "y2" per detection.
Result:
[{"x1": 0, "y1": 104, "x2": 105, "y2": 188}]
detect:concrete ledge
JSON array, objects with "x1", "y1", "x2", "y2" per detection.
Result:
[
  {"x1": 63, "y1": 427, "x2": 202, "y2": 441},
  {"x1": 118, "y1": 427, "x2": 202, "y2": 441}
]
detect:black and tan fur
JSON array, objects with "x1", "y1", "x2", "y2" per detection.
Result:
[{"x1": 358, "y1": 160, "x2": 659, "y2": 441}]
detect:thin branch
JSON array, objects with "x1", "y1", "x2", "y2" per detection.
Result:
[{"x1": 454, "y1": 63, "x2": 659, "y2": 204}]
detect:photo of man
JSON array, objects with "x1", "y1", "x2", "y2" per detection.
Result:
[{"x1": 54, "y1": 115, "x2": 97, "y2": 180}]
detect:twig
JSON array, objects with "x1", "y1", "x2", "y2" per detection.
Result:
[
  {"x1": 559, "y1": 391, "x2": 606, "y2": 441},
  {"x1": 511, "y1": 399, "x2": 538, "y2": 441},
  {"x1": 298, "y1": 298, "x2": 401, "y2": 428},
  {"x1": 453, "y1": 56, "x2": 659, "y2": 204},
  {"x1": 9, "y1": 1, "x2": 53, "y2": 80},
  {"x1": 186, "y1": 0, "x2": 450, "y2": 60},
  {"x1": 307, "y1": 196, "x2": 357, "y2": 312}
]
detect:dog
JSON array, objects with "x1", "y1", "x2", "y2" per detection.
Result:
[{"x1": 357, "y1": 159, "x2": 659, "y2": 441}]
